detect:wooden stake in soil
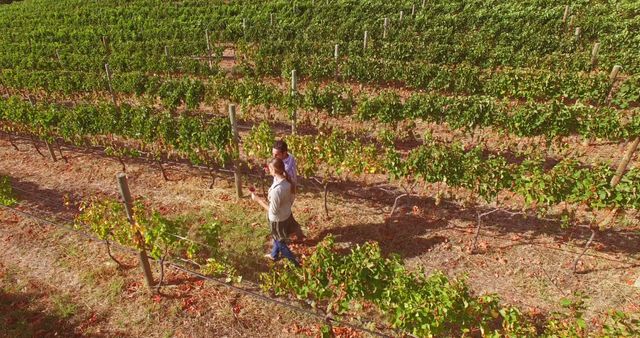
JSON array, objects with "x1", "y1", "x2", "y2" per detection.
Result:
[
  {"x1": 399, "y1": 10, "x2": 404, "y2": 22},
  {"x1": 573, "y1": 138, "x2": 636, "y2": 273},
  {"x1": 363, "y1": 30, "x2": 368, "y2": 50},
  {"x1": 383, "y1": 17, "x2": 388, "y2": 39},
  {"x1": 590, "y1": 42, "x2": 600, "y2": 69},
  {"x1": 606, "y1": 65, "x2": 622, "y2": 102},
  {"x1": 334, "y1": 44, "x2": 340, "y2": 81},
  {"x1": 228, "y1": 104, "x2": 243, "y2": 199},
  {"x1": 104, "y1": 63, "x2": 120, "y2": 112},
  {"x1": 55, "y1": 49, "x2": 63, "y2": 68},
  {"x1": 574, "y1": 27, "x2": 581, "y2": 40},
  {"x1": 116, "y1": 173, "x2": 155, "y2": 292},
  {"x1": 610, "y1": 137, "x2": 640, "y2": 187},
  {"x1": 205, "y1": 30, "x2": 213, "y2": 69},
  {"x1": 290, "y1": 70, "x2": 298, "y2": 134},
  {"x1": 270, "y1": 13, "x2": 274, "y2": 26},
  {"x1": 101, "y1": 35, "x2": 111, "y2": 54},
  {"x1": 568, "y1": 15, "x2": 575, "y2": 30},
  {"x1": 412, "y1": 4, "x2": 415, "y2": 16},
  {"x1": 609, "y1": 65, "x2": 622, "y2": 85},
  {"x1": 164, "y1": 46, "x2": 171, "y2": 77},
  {"x1": 562, "y1": 5, "x2": 571, "y2": 23}
]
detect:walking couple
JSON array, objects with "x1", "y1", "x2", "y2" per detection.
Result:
[{"x1": 250, "y1": 140, "x2": 305, "y2": 266}]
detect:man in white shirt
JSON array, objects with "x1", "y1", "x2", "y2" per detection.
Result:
[
  {"x1": 273, "y1": 140, "x2": 297, "y2": 185},
  {"x1": 272, "y1": 140, "x2": 305, "y2": 241}
]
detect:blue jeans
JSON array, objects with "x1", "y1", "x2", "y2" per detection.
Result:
[{"x1": 270, "y1": 238, "x2": 299, "y2": 266}]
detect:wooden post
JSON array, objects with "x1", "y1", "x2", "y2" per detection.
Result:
[
  {"x1": 117, "y1": 173, "x2": 154, "y2": 291},
  {"x1": 104, "y1": 63, "x2": 120, "y2": 111},
  {"x1": 575, "y1": 135, "x2": 638, "y2": 272},
  {"x1": 590, "y1": 42, "x2": 600, "y2": 68},
  {"x1": 205, "y1": 30, "x2": 213, "y2": 69},
  {"x1": 574, "y1": 27, "x2": 581, "y2": 40},
  {"x1": 334, "y1": 44, "x2": 339, "y2": 81},
  {"x1": 102, "y1": 35, "x2": 110, "y2": 54},
  {"x1": 605, "y1": 64, "x2": 623, "y2": 103},
  {"x1": 164, "y1": 46, "x2": 170, "y2": 77},
  {"x1": 290, "y1": 70, "x2": 297, "y2": 134},
  {"x1": 228, "y1": 104, "x2": 243, "y2": 199},
  {"x1": 270, "y1": 13, "x2": 274, "y2": 26},
  {"x1": 291, "y1": 69, "x2": 298, "y2": 92},
  {"x1": 242, "y1": 18, "x2": 247, "y2": 31},
  {"x1": 609, "y1": 65, "x2": 622, "y2": 85},
  {"x1": 412, "y1": 4, "x2": 415, "y2": 16},
  {"x1": 363, "y1": 30, "x2": 368, "y2": 50},
  {"x1": 562, "y1": 5, "x2": 571, "y2": 23},
  {"x1": 611, "y1": 137, "x2": 640, "y2": 187},
  {"x1": 383, "y1": 18, "x2": 388, "y2": 39},
  {"x1": 399, "y1": 10, "x2": 403, "y2": 21},
  {"x1": 55, "y1": 49, "x2": 63, "y2": 68},
  {"x1": 568, "y1": 15, "x2": 574, "y2": 29}
]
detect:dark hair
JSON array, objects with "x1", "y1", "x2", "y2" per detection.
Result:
[
  {"x1": 270, "y1": 157, "x2": 295, "y2": 194},
  {"x1": 273, "y1": 140, "x2": 288, "y2": 153}
]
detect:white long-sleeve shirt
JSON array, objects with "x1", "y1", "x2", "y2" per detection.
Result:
[
  {"x1": 282, "y1": 154, "x2": 297, "y2": 184},
  {"x1": 268, "y1": 177, "x2": 293, "y2": 222}
]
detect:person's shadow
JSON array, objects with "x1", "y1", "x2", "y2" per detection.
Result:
[{"x1": 311, "y1": 203, "x2": 450, "y2": 258}]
